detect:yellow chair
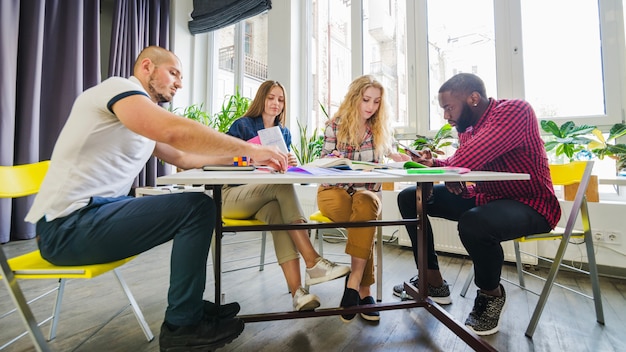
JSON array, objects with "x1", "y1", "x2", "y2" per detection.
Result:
[
  {"x1": 460, "y1": 161, "x2": 604, "y2": 337},
  {"x1": 308, "y1": 210, "x2": 384, "y2": 302},
  {"x1": 0, "y1": 161, "x2": 153, "y2": 351}
]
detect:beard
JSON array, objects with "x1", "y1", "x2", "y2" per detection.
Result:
[
  {"x1": 455, "y1": 103, "x2": 474, "y2": 133},
  {"x1": 148, "y1": 75, "x2": 172, "y2": 103}
]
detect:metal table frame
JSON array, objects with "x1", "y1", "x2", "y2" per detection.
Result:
[{"x1": 158, "y1": 168, "x2": 529, "y2": 352}]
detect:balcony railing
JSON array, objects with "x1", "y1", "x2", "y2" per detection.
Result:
[{"x1": 219, "y1": 46, "x2": 267, "y2": 81}]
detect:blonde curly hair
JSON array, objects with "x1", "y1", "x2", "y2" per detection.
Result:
[{"x1": 328, "y1": 75, "x2": 393, "y2": 159}]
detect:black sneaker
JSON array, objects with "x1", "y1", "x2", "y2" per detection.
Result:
[
  {"x1": 159, "y1": 317, "x2": 244, "y2": 352},
  {"x1": 359, "y1": 296, "x2": 380, "y2": 322},
  {"x1": 203, "y1": 300, "x2": 240, "y2": 319},
  {"x1": 465, "y1": 284, "x2": 506, "y2": 336},
  {"x1": 340, "y1": 287, "x2": 360, "y2": 323},
  {"x1": 339, "y1": 274, "x2": 359, "y2": 323},
  {"x1": 392, "y1": 275, "x2": 452, "y2": 305}
]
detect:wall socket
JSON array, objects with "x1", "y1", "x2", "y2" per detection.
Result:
[{"x1": 593, "y1": 231, "x2": 622, "y2": 245}]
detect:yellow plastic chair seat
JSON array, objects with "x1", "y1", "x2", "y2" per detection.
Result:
[
  {"x1": 309, "y1": 210, "x2": 332, "y2": 223},
  {"x1": 519, "y1": 228, "x2": 585, "y2": 242},
  {"x1": 3, "y1": 250, "x2": 135, "y2": 279},
  {"x1": 222, "y1": 218, "x2": 266, "y2": 227}
]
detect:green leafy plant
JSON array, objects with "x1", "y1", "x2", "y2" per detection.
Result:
[
  {"x1": 209, "y1": 89, "x2": 251, "y2": 133},
  {"x1": 540, "y1": 120, "x2": 596, "y2": 161},
  {"x1": 588, "y1": 123, "x2": 626, "y2": 170},
  {"x1": 174, "y1": 89, "x2": 251, "y2": 133},
  {"x1": 176, "y1": 103, "x2": 211, "y2": 126},
  {"x1": 292, "y1": 120, "x2": 323, "y2": 165},
  {"x1": 292, "y1": 102, "x2": 327, "y2": 165},
  {"x1": 409, "y1": 123, "x2": 455, "y2": 158}
]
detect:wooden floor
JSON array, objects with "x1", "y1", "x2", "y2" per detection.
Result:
[{"x1": 2, "y1": 231, "x2": 625, "y2": 352}]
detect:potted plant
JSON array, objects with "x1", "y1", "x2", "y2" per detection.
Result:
[
  {"x1": 587, "y1": 123, "x2": 626, "y2": 173},
  {"x1": 292, "y1": 120, "x2": 323, "y2": 165},
  {"x1": 540, "y1": 120, "x2": 626, "y2": 201},
  {"x1": 540, "y1": 120, "x2": 597, "y2": 163},
  {"x1": 407, "y1": 123, "x2": 456, "y2": 157},
  {"x1": 209, "y1": 89, "x2": 251, "y2": 133}
]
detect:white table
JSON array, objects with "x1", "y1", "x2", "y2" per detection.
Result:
[
  {"x1": 598, "y1": 175, "x2": 626, "y2": 186},
  {"x1": 157, "y1": 168, "x2": 529, "y2": 351}
]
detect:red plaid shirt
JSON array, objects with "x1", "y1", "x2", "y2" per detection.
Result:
[{"x1": 433, "y1": 98, "x2": 561, "y2": 228}]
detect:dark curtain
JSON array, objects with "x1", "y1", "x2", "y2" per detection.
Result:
[
  {"x1": 0, "y1": 0, "x2": 101, "y2": 243},
  {"x1": 188, "y1": 0, "x2": 271, "y2": 34},
  {"x1": 109, "y1": 0, "x2": 171, "y2": 188}
]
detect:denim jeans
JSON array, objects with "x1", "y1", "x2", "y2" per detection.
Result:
[
  {"x1": 397, "y1": 184, "x2": 551, "y2": 291},
  {"x1": 36, "y1": 192, "x2": 216, "y2": 326}
]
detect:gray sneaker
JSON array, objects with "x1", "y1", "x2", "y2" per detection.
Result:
[
  {"x1": 392, "y1": 275, "x2": 452, "y2": 305},
  {"x1": 305, "y1": 258, "x2": 351, "y2": 286},
  {"x1": 465, "y1": 284, "x2": 506, "y2": 336},
  {"x1": 293, "y1": 287, "x2": 321, "y2": 311}
]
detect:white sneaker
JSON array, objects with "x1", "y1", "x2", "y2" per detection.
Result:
[
  {"x1": 305, "y1": 258, "x2": 351, "y2": 286},
  {"x1": 293, "y1": 287, "x2": 321, "y2": 311}
]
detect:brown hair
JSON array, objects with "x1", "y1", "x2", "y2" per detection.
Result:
[{"x1": 243, "y1": 80, "x2": 287, "y2": 127}]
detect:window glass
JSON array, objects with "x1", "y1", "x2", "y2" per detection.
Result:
[
  {"x1": 311, "y1": 0, "x2": 352, "y2": 131},
  {"x1": 213, "y1": 12, "x2": 268, "y2": 112},
  {"x1": 215, "y1": 24, "x2": 236, "y2": 112},
  {"x1": 242, "y1": 13, "x2": 269, "y2": 98},
  {"x1": 363, "y1": 0, "x2": 408, "y2": 130},
  {"x1": 521, "y1": 0, "x2": 604, "y2": 118},
  {"x1": 426, "y1": 0, "x2": 497, "y2": 131}
]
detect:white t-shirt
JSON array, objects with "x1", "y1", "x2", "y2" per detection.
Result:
[{"x1": 25, "y1": 76, "x2": 156, "y2": 223}]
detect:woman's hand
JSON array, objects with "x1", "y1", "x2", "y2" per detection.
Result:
[{"x1": 288, "y1": 153, "x2": 298, "y2": 167}]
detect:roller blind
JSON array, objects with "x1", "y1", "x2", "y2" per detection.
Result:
[{"x1": 188, "y1": 0, "x2": 272, "y2": 34}]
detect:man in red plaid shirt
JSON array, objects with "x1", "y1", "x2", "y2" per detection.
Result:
[{"x1": 395, "y1": 73, "x2": 560, "y2": 335}]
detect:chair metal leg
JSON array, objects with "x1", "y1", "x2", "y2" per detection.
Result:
[
  {"x1": 113, "y1": 269, "x2": 154, "y2": 341},
  {"x1": 0, "y1": 250, "x2": 50, "y2": 352},
  {"x1": 317, "y1": 229, "x2": 324, "y2": 257},
  {"x1": 525, "y1": 231, "x2": 571, "y2": 338},
  {"x1": 583, "y1": 230, "x2": 605, "y2": 325},
  {"x1": 259, "y1": 231, "x2": 267, "y2": 271},
  {"x1": 375, "y1": 226, "x2": 383, "y2": 302},
  {"x1": 460, "y1": 265, "x2": 474, "y2": 297},
  {"x1": 48, "y1": 279, "x2": 66, "y2": 340},
  {"x1": 513, "y1": 241, "x2": 526, "y2": 288}
]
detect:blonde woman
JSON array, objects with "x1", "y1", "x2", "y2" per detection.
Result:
[
  {"x1": 317, "y1": 75, "x2": 410, "y2": 322},
  {"x1": 223, "y1": 80, "x2": 350, "y2": 311}
]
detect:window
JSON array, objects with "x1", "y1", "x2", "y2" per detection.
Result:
[
  {"x1": 213, "y1": 12, "x2": 268, "y2": 112},
  {"x1": 520, "y1": 0, "x2": 604, "y2": 119},
  {"x1": 363, "y1": 0, "x2": 409, "y2": 131},
  {"x1": 414, "y1": 0, "x2": 623, "y2": 134},
  {"x1": 310, "y1": 0, "x2": 352, "y2": 131},
  {"x1": 425, "y1": 0, "x2": 496, "y2": 131}
]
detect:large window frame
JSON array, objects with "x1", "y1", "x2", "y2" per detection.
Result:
[{"x1": 174, "y1": 0, "x2": 626, "y2": 138}]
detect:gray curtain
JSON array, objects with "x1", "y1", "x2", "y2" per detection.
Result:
[
  {"x1": 188, "y1": 0, "x2": 271, "y2": 34},
  {"x1": 109, "y1": 0, "x2": 171, "y2": 188},
  {"x1": 0, "y1": 0, "x2": 101, "y2": 243}
]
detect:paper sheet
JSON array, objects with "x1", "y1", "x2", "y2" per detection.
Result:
[{"x1": 258, "y1": 126, "x2": 288, "y2": 153}]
